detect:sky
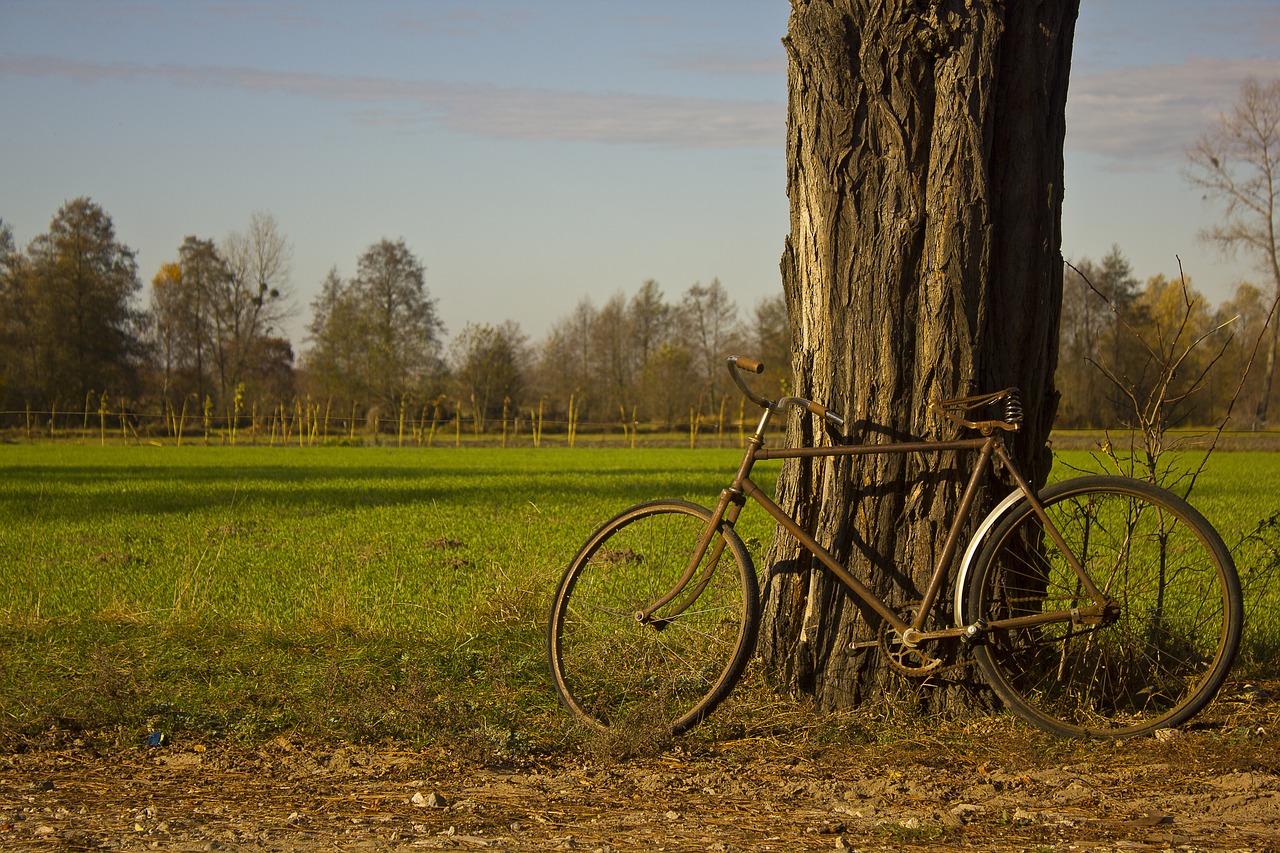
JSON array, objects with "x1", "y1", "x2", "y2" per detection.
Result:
[{"x1": 2, "y1": 0, "x2": 1279, "y2": 351}]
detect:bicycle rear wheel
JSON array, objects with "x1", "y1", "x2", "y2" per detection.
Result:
[
  {"x1": 547, "y1": 500, "x2": 760, "y2": 735},
  {"x1": 965, "y1": 475, "x2": 1242, "y2": 738}
]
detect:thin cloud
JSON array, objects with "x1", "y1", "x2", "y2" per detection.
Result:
[
  {"x1": 206, "y1": 2, "x2": 333, "y2": 31},
  {"x1": 0, "y1": 54, "x2": 782, "y2": 148},
  {"x1": 29, "y1": 50, "x2": 1272, "y2": 159},
  {"x1": 385, "y1": 7, "x2": 534, "y2": 37},
  {"x1": 662, "y1": 51, "x2": 786, "y2": 76},
  {"x1": 1067, "y1": 56, "x2": 1280, "y2": 168},
  {"x1": 1183, "y1": 4, "x2": 1280, "y2": 52}
]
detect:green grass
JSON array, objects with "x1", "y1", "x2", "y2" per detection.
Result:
[
  {"x1": 1052, "y1": 449, "x2": 1280, "y2": 672},
  {"x1": 0, "y1": 444, "x2": 1276, "y2": 753},
  {"x1": 1051, "y1": 450, "x2": 1277, "y2": 528},
  {"x1": 0, "y1": 444, "x2": 782, "y2": 752},
  {"x1": 0, "y1": 445, "x2": 781, "y2": 627}
]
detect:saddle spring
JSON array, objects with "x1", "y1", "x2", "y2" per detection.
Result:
[{"x1": 1004, "y1": 389, "x2": 1024, "y2": 427}]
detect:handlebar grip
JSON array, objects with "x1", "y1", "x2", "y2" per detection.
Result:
[
  {"x1": 727, "y1": 356, "x2": 770, "y2": 408},
  {"x1": 806, "y1": 399, "x2": 845, "y2": 429}
]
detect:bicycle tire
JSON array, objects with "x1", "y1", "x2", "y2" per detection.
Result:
[
  {"x1": 547, "y1": 500, "x2": 760, "y2": 735},
  {"x1": 965, "y1": 475, "x2": 1242, "y2": 738}
]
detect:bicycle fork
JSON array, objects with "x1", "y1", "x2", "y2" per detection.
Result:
[{"x1": 634, "y1": 431, "x2": 764, "y2": 630}]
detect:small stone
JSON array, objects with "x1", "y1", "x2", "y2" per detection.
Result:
[{"x1": 411, "y1": 791, "x2": 448, "y2": 807}]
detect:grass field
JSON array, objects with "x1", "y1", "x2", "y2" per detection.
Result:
[{"x1": 1, "y1": 444, "x2": 1276, "y2": 753}]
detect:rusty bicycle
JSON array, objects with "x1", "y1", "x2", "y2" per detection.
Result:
[{"x1": 547, "y1": 356, "x2": 1242, "y2": 739}]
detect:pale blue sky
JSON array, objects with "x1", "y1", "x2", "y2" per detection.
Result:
[{"x1": 2, "y1": 1, "x2": 1279, "y2": 349}]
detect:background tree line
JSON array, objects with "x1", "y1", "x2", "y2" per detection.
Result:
[
  {"x1": 1055, "y1": 246, "x2": 1276, "y2": 431},
  {"x1": 0, "y1": 199, "x2": 792, "y2": 438},
  {"x1": 0, "y1": 200, "x2": 1275, "y2": 439},
  {"x1": 2, "y1": 74, "x2": 1277, "y2": 439}
]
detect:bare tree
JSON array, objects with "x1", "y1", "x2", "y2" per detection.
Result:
[
  {"x1": 450, "y1": 321, "x2": 529, "y2": 431},
  {"x1": 750, "y1": 293, "x2": 791, "y2": 397},
  {"x1": 591, "y1": 293, "x2": 636, "y2": 412},
  {"x1": 219, "y1": 212, "x2": 293, "y2": 398},
  {"x1": 1056, "y1": 248, "x2": 1141, "y2": 426},
  {"x1": 679, "y1": 279, "x2": 742, "y2": 412},
  {"x1": 628, "y1": 279, "x2": 671, "y2": 367},
  {"x1": 174, "y1": 236, "x2": 230, "y2": 404},
  {"x1": 1185, "y1": 77, "x2": 1280, "y2": 427},
  {"x1": 536, "y1": 298, "x2": 597, "y2": 422}
]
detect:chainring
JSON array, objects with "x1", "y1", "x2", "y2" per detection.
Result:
[{"x1": 877, "y1": 609, "x2": 945, "y2": 676}]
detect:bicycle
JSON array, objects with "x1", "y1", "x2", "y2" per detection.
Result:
[{"x1": 547, "y1": 356, "x2": 1243, "y2": 739}]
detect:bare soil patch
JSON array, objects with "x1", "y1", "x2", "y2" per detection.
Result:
[{"x1": 4, "y1": 693, "x2": 1278, "y2": 852}]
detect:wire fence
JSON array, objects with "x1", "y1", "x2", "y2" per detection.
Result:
[{"x1": 0, "y1": 396, "x2": 758, "y2": 450}]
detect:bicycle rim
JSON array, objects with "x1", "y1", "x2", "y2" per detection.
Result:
[
  {"x1": 547, "y1": 500, "x2": 760, "y2": 735},
  {"x1": 967, "y1": 476, "x2": 1242, "y2": 738}
]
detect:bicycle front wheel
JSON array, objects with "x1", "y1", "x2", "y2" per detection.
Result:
[
  {"x1": 547, "y1": 500, "x2": 760, "y2": 735},
  {"x1": 966, "y1": 475, "x2": 1242, "y2": 738}
]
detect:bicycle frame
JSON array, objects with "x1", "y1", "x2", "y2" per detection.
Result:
[{"x1": 638, "y1": 377, "x2": 1115, "y2": 650}]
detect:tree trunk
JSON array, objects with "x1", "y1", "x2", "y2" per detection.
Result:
[{"x1": 759, "y1": 0, "x2": 1077, "y2": 715}]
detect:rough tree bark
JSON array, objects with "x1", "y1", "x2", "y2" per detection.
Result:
[{"x1": 759, "y1": 0, "x2": 1078, "y2": 714}]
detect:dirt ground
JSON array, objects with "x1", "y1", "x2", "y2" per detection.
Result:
[{"x1": 3, "y1": 693, "x2": 1278, "y2": 853}]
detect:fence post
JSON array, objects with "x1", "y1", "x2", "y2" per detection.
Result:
[
  {"x1": 177, "y1": 397, "x2": 189, "y2": 447},
  {"x1": 99, "y1": 392, "x2": 110, "y2": 446},
  {"x1": 567, "y1": 394, "x2": 578, "y2": 448},
  {"x1": 428, "y1": 398, "x2": 441, "y2": 447}
]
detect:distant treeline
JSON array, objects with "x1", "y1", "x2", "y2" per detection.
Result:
[{"x1": 1, "y1": 199, "x2": 1275, "y2": 436}]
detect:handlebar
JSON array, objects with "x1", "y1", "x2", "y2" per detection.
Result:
[
  {"x1": 728, "y1": 355, "x2": 769, "y2": 408},
  {"x1": 727, "y1": 355, "x2": 846, "y2": 430}
]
